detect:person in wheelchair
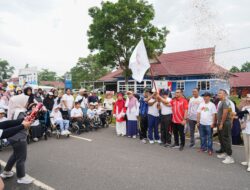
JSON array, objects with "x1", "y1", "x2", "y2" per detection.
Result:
[
  {"x1": 87, "y1": 102, "x2": 101, "y2": 129},
  {"x1": 27, "y1": 103, "x2": 44, "y2": 142},
  {"x1": 71, "y1": 101, "x2": 87, "y2": 133},
  {"x1": 96, "y1": 101, "x2": 108, "y2": 128},
  {"x1": 50, "y1": 106, "x2": 70, "y2": 135}
]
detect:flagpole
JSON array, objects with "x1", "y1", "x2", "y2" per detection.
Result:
[{"x1": 149, "y1": 66, "x2": 157, "y2": 92}]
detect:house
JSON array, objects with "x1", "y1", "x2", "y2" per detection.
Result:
[
  {"x1": 230, "y1": 72, "x2": 250, "y2": 97},
  {"x1": 98, "y1": 47, "x2": 231, "y2": 97}
]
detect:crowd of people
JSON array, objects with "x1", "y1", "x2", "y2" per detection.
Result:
[
  {"x1": 0, "y1": 83, "x2": 250, "y2": 189},
  {"x1": 0, "y1": 85, "x2": 113, "y2": 188},
  {"x1": 113, "y1": 88, "x2": 250, "y2": 169}
]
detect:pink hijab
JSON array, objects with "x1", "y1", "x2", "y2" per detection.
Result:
[{"x1": 127, "y1": 96, "x2": 137, "y2": 113}]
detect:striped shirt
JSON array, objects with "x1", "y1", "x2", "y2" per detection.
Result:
[{"x1": 170, "y1": 97, "x2": 188, "y2": 124}]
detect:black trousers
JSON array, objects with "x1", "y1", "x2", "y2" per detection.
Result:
[
  {"x1": 173, "y1": 123, "x2": 185, "y2": 147},
  {"x1": 5, "y1": 141, "x2": 27, "y2": 178},
  {"x1": 139, "y1": 115, "x2": 148, "y2": 140},
  {"x1": 160, "y1": 114, "x2": 172, "y2": 144}
]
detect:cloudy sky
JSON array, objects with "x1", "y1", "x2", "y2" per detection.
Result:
[{"x1": 0, "y1": 0, "x2": 250, "y2": 76}]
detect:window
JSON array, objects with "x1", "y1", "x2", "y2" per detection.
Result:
[
  {"x1": 176, "y1": 81, "x2": 185, "y2": 91},
  {"x1": 197, "y1": 81, "x2": 210, "y2": 90}
]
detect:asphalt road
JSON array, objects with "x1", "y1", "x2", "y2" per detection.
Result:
[{"x1": 1, "y1": 126, "x2": 250, "y2": 190}]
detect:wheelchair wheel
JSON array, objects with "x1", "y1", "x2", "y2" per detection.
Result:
[{"x1": 107, "y1": 115, "x2": 112, "y2": 124}]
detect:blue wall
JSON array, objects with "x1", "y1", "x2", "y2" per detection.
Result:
[{"x1": 183, "y1": 79, "x2": 230, "y2": 97}]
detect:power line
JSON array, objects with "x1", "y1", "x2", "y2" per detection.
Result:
[{"x1": 216, "y1": 46, "x2": 250, "y2": 54}]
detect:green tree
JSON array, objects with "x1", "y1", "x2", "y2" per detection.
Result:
[
  {"x1": 0, "y1": 59, "x2": 15, "y2": 81},
  {"x1": 229, "y1": 66, "x2": 240, "y2": 73},
  {"x1": 38, "y1": 69, "x2": 57, "y2": 82},
  {"x1": 70, "y1": 54, "x2": 111, "y2": 88},
  {"x1": 240, "y1": 61, "x2": 250, "y2": 72},
  {"x1": 87, "y1": 0, "x2": 169, "y2": 82}
]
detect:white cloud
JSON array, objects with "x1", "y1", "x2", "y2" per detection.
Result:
[{"x1": 0, "y1": 0, "x2": 250, "y2": 77}]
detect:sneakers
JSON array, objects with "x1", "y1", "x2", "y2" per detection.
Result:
[
  {"x1": 222, "y1": 156, "x2": 235, "y2": 164},
  {"x1": 189, "y1": 144, "x2": 195, "y2": 148},
  {"x1": 157, "y1": 140, "x2": 162, "y2": 144},
  {"x1": 65, "y1": 130, "x2": 71, "y2": 135},
  {"x1": 164, "y1": 143, "x2": 171, "y2": 147},
  {"x1": 171, "y1": 145, "x2": 180, "y2": 149},
  {"x1": 149, "y1": 140, "x2": 154, "y2": 144},
  {"x1": 247, "y1": 167, "x2": 250, "y2": 172},
  {"x1": 142, "y1": 139, "x2": 147, "y2": 144},
  {"x1": 61, "y1": 130, "x2": 66, "y2": 135},
  {"x1": 17, "y1": 176, "x2": 33, "y2": 184},
  {"x1": 217, "y1": 153, "x2": 227, "y2": 159},
  {"x1": 0, "y1": 171, "x2": 14, "y2": 179},
  {"x1": 179, "y1": 146, "x2": 184, "y2": 151},
  {"x1": 33, "y1": 138, "x2": 39, "y2": 142},
  {"x1": 241, "y1": 161, "x2": 248, "y2": 166},
  {"x1": 132, "y1": 135, "x2": 137, "y2": 139}
]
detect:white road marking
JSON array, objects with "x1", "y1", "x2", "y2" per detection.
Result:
[
  {"x1": 70, "y1": 135, "x2": 93, "y2": 142},
  {"x1": 0, "y1": 159, "x2": 55, "y2": 190}
]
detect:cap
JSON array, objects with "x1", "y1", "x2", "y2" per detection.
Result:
[
  {"x1": 89, "y1": 102, "x2": 95, "y2": 106},
  {"x1": 203, "y1": 92, "x2": 212, "y2": 97},
  {"x1": 48, "y1": 92, "x2": 53, "y2": 96},
  {"x1": 0, "y1": 109, "x2": 5, "y2": 114},
  {"x1": 94, "y1": 102, "x2": 98, "y2": 106}
]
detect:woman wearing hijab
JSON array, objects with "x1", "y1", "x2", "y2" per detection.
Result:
[
  {"x1": 1, "y1": 87, "x2": 34, "y2": 184},
  {"x1": 113, "y1": 93, "x2": 126, "y2": 136},
  {"x1": 125, "y1": 90, "x2": 139, "y2": 138}
]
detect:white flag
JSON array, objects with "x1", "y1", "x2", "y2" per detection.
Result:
[{"x1": 129, "y1": 39, "x2": 150, "y2": 83}]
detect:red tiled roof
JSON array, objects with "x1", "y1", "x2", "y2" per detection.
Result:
[
  {"x1": 98, "y1": 69, "x2": 123, "y2": 82},
  {"x1": 40, "y1": 81, "x2": 65, "y2": 88},
  {"x1": 98, "y1": 47, "x2": 229, "y2": 81},
  {"x1": 230, "y1": 72, "x2": 250, "y2": 87}
]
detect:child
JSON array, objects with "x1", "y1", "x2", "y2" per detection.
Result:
[
  {"x1": 125, "y1": 91, "x2": 139, "y2": 138},
  {"x1": 103, "y1": 92, "x2": 115, "y2": 116},
  {"x1": 113, "y1": 93, "x2": 126, "y2": 136},
  {"x1": 87, "y1": 102, "x2": 96, "y2": 120},
  {"x1": 71, "y1": 102, "x2": 86, "y2": 132},
  {"x1": 50, "y1": 106, "x2": 70, "y2": 135}
]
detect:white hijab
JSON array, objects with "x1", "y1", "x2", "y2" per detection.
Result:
[{"x1": 7, "y1": 94, "x2": 29, "y2": 120}]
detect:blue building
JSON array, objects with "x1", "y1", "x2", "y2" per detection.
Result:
[{"x1": 98, "y1": 47, "x2": 231, "y2": 97}]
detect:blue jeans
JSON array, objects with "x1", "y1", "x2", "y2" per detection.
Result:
[
  {"x1": 55, "y1": 120, "x2": 70, "y2": 131},
  {"x1": 199, "y1": 124, "x2": 213, "y2": 151},
  {"x1": 148, "y1": 114, "x2": 159, "y2": 141}
]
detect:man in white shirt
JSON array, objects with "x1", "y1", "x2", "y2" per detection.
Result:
[
  {"x1": 188, "y1": 88, "x2": 204, "y2": 148},
  {"x1": 61, "y1": 88, "x2": 74, "y2": 118},
  {"x1": 157, "y1": 89, "x2": 172, "y2": 146},
  {"x1": 197, "y1": 92, "x2": 217, "y2": 155}
]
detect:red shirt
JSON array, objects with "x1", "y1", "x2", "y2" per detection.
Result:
[{"x1": 170, "y1": 97, "x2": 188, "y2": 124}]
